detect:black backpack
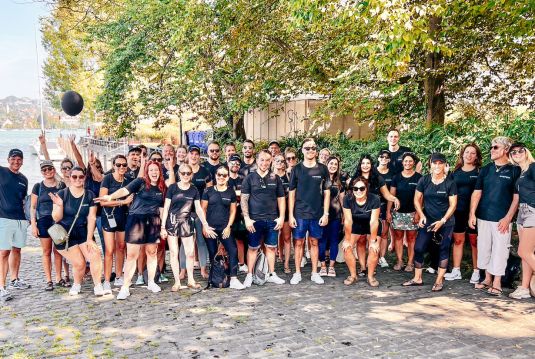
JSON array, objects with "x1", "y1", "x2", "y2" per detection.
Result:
[{"x1": 208, "y1": 254, "x2": 230, "y2": 288}]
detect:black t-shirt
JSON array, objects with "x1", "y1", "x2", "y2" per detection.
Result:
[
  {"x1": 328, "y1": 179, "x2": 345, "y2": 220},
  {"x1": 289, "y1": 162, "x2": 330, "y2": 219},
  {"x1": 239, "y1": 161, "x2": 257, "y2": 177},
  {"x1": 241, "y1": 171, "x2": 285, "y2": 221},
  {"x1": 416, "y1": 175, "x2": 457, "y2": 225},
  {"x1": 343, "y1": 193, "x2": 381, "y2": 223},
  {"x1": 475, "y1": 163, "x2": 521, "y2": 221},
  {"x1": 58, "y1": 188, "x2": 96, "y2": 229},
  {"x1": 202, "y1": 186, "x2": 237, "y2": 230},
  {"x1": 228, "y1": 173, "x2": 245, "y2": 192},
  {"x1": 126, "y1": 178, "x2": 164, "y2": 215},
  {"x1": 85, "y1": 174, "x2": 102, "y2": 216},
  {"x1": 100, "y1": 173, "x2": 130, "y2": 216},
  {"x1": 166, "y1": 183, "x2": 199, "y2": 219},
  {"x1": 516, "y1": 163, "x2": 535, "y2": 207},
  {"x1": 0, "y1": 166, "x2": 28, "y2": 220},
  {"x1": 384, "y1": 145, "x2": 413, "y2": 174},
  {"x1": 32, "y1": 181, "x2": 67, "y2": 218},
  {"x1": 451, "y1": 167, "x2": 479, "y2": 212},
  {"x1": 192, "y1": 166, "x2": 212, "y2": 197},
  {"x1": 203, "y1": 161, "x2": 223, "y2": 182},
  {"x1": 125, "y1": 167, "x2": 140, "y2": 182},
  {"x1": 369, "y1": 174, "x2": 386, "y2": 196},
  {"x1": 391, "y1": 172, "x2": 422, "y2": 213},
  {"x1": 162, "y1": 163, "x2": 180, "y2": 181}
]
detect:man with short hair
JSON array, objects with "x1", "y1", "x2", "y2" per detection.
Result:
[
  {"x1": 469, "y1": 136, "x2": 520, "y2": 296},
  {"x1": 162, "y1": 144, "x2": 179, "y2": 182},
  {"x1": 239, "y1": 139, "x2": 257, "y2": 177},
  {"x1": 125, "y1": 146, "x2": 142, "y2": 181},
  {"x1": 268, "y1": 141, "x2": 282, "y2": 157},
  {"x1": 288, "y1": 138, "x2": 330, "y2": 285},
  {"x1": 241, "y1": 150, "x2": 286, "y2": 287},
  {"x1": 383, "y1": 129, "x2": 422, "y2": 174},
  {"x1": 0, "y1": 149, "x2": 30, "y2": 301},
  {"x1": 204, "y1": 141, "x2": 222, "y2": 181},
  {"x1": 224, "y1": 143, "x2": 237, "y2": 163}
]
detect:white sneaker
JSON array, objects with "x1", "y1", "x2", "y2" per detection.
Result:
[
  {"x1": 229, "y1": 277, "x2": 246, "y2": 290},
  {"x1": 378, "y1": 257, "x2": 389, "y2": 268},
  {"x1": 300, "y1": 257, "x2": 307, "y2": 268},
  {"x1": 469, "y1": 270, "x2": 480, "y2": 284},
  {"x1": 509, "y1": 287, "x2": 531, "y2": 300},
  {"x1": 238, "y1": 264, "x2": 248, "y2": 273},
  {"x1": 290, "y1": 272, "x2": 302, "y2": 285},
  {"x1": 94, "y1": 283, "x2": 105, "y2": 296},
  {"x1": 117, "y1": 287, "x2": 130, "y2": 300},
  {"x1": 147, "y1": 281, "x2": 161, "y2": 293},
  {"x1": 445, "y1": 268, "x2": 462, "y2": 281},
  {"x1": 114, "y1": 277, "x2": 124, "y2": 286},
  {"x1": 311, "y1": 272, "x2": 324, "y2": 284},
  {"x1": 102, "y1": 281, "x2": 113, "y2": 295},
  {"x1": 266, "y1": 272, "x2": 285, "y2": 285},
  {"x1": 0, "y1": 287, "x2": 13, "y2": 301},
  {"x1": 69, "y1": 283, "x2": 81, "y2": 296},
  {"x1": 425, "y1": 267, "x2": 436, "y2": 274},
  {"x1": 243, "y1": 273, "x2": 253, "y2": 288},
  {"x1": 135, "y1": 275, "x2": 144, "y2": 285}
]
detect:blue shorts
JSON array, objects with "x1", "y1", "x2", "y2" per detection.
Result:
[
  {"x1": 0, "y1": 218, "x2": 28, "y2": 250},
  {"x1": 248, "y1": 220, "x2": 279, "y2": 249},
  {"x1": 293, "y1": 218, "x2": 323, "y2": 239}
]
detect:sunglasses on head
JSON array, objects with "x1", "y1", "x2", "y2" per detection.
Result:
[
  {"x1": 510, "y1": 148, "x2": 526, "y2": 156},
  {"x1": 115, "y1": 163, "x2": 128, "y2": 167},
  {"x1": 352, "y1": 186, "x2": 366, "y2": 192},
  {"x1": 71, "y1": 174, "x2": 85, "y2": 180},
  {"x1": 41, "y1": 166, "x2": 54, "y2": 172},
  {"x1": 303, "y1": 146, "x2": 317, "y2": 152},
  {"x1": 180, "y1": 171, "x2": 192, "y2": 176},
  {"x1": 61, "y1": 166, "x2": 72, "y2": 171}
]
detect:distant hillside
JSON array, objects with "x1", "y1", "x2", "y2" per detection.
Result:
[{"x1": 0, "y1": 96, "x2": 79, "y2": 129}]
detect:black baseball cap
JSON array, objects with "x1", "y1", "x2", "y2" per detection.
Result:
[
  {"x1": 378, "y1": 149, "x2": 391, "y2": 158},
  {"x1": 8, "y1": 149, "x2": 23, "y2": 159},
  {"x1": 430, "y1": 152, "x2": 447, "y2": 163},
  {"x1": 188, "y1": 145, "x2": 201, "y2": 153},
  {"x1": 509, "y1": 142, "x2": 526, "y2": 153},
  {"x1": 128, "y1": 146, "x2": 142, "y2": 154},
  {"x1": 228, "y1": 154, "x2": 242, "y2": 163}
]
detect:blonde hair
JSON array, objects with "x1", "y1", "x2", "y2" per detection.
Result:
[{"x1": 510, "y1": 146, "x2": 535, "y2": 170}]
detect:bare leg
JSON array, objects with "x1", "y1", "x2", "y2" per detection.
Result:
[
  {"x1": 57, "y1": 247, "x2": 86, "y2": 285},
  {"x1": 122, "y1": 244, "x2": 141, "y2": 288},
  {"x1": 79, "y1": 242, "x2": 103, "y2": 285},
  {"x1": 115, "y1": 231, "x2": 126, "y2": 278},
  {"x1": 309, "y1": 237, "x2": 319, "y2": 274},
  {"x1": 293, "y1": 239, "x2": 304, "y2": 274},
  {"x1": 8, "y1": 247, "x2": 21, "y2": 281},
  {"x1": 40, "y1": 238, "x2": 53, "y2": 282},
  {"x1": 145, "y1": 243, "x2": 158, "y2": 284},
  {"x1": 356, "y1": 236, "x2": 367, "y2": 271},
  {"x1": 0, "y1": 250, "x2": 11, "y2": 288},
  {"x1": 52, "y1": 246, "x2": 63, "y2": 282},
  {"x1": 451, "y1": 232, "x2": 465, "y2": 268},
  {"x1": 103, "y1": 231, "x2": 116, "y2": 282},
  {"x1": 182, "y1": 236, "x2": 196, "y2": 285}
]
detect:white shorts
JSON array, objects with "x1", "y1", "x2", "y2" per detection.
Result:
[
  {"x1": 517, "y1": 204, "x2": 535, "y2": 228},
  {"x1": 0, "y1": 218, "x2": 29, "y2": 250}
]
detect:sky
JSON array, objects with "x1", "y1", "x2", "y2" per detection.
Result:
[{"x1": 0, "y1": 0, "x2": 51, "y2": 99}]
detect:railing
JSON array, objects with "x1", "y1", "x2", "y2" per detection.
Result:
[{"x1": 79, "y1": 136, "x2": 129, "y2": 157}]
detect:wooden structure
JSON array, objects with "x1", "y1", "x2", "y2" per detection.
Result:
[{"x1": 244, "y1": 95, "x2": 373, "y2": 141}]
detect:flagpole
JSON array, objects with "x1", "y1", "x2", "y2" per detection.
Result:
[{"x1": 35, "y1": 23, "x2": 44, "y2": 132}]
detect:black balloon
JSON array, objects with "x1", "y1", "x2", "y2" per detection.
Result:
[{"x1": 61, "y1": 91, "x2": 84, "y2": 116}]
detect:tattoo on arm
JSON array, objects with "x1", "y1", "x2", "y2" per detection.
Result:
[{"x1": 241, "y1": 194, "x2": 250, "y2": 218}]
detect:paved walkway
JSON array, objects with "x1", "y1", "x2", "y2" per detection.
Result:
[{"x1": 1, "y1": 236, "x2": 535, "y2": 358}]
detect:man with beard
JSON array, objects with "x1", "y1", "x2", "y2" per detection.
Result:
[
  {"x1": 203, "y1": 141, "x2": 223, "y2": 181},
  {"x1": 239, "y1": 139, "x2": 257, "y2": 177}
]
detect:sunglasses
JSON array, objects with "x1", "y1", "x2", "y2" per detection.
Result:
[
  {"x1": 115, "y1": 163, "x2": 128, "y2": 167},
  {"x1": 61, "y1": 166, "x2": 72, "y2": 171},
  {"x1": 510, "y1": 148, "x2": 526, "y2": 156},
  {"x1": 379, "y1": 155, "x2": 390, "y2": 159},
  {"x1": 303, "y1": 146, "x2": 317, "y2": 152},
  {"x1": 352, "y1": 186, "x2": 366, "y2": 192},
  {"x1": 71, "y1": 174, "x2": 85, "y2": 180},
  {"x1": 151, "y1": 158, "x2": 163, "y2": 162},
  {"x1": 216, "y1": 173, "x2": 228, "y2": 178},
  {"x1": 180, "y1": 171, "x2": 192, "y2": 176},
  {"x1": 209, "y1": 149, "x2": 220, "y2": 153},
  {"x1": 286, "y1": 156, "x2": 296, "y2": 161},
  {"x1": 41, "y1": 166, "x2": 54, "y2": 172},
  {"x1": 490, "y1": 145, "x2": 501, "y2": 151}
]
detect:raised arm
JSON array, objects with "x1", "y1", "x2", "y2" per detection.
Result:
[
  {"x1": 38, "y1": 132, "x2": 51, "y2": 161},
  {"x1": 69, "y1": 135, "x2": 86, "y2": 170}
]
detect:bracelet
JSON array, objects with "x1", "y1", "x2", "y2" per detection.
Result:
[
  {"x1": 323, "y1": 213, "x2": 329, "y2": 217},
  {"x1": 441, "y1": 218, "x2": 447, "y2": 224}
]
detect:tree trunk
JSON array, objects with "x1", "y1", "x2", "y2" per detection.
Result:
[
  {"x1": 233, "y1": 112, "x2": 246, "y2": 140},
  {"x1": 424, "y1": 15, "x2": 445, "y2": 128}
]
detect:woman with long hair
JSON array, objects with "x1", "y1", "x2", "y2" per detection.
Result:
[{"x1": 273, "y1": 154, "x2": 292, "y2": 273}]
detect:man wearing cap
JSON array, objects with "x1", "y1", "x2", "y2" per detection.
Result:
[
  {"x1": 382, "y1": 128, "x2": 422, "y2": 174},
  {"x1": 269, "y1": 141, "x2": 282, "y2": 157},
  {"x1": 228, "y1": 154, "x2": 249, "y2": 272},
  {"x1": 203, "y1": 141, "x2": 223, "y2": 181},
  {"x1": 0, "y1": 149, "x2": 30, "y2": 301},
  {"x1": 239, "y1": 139, "x2": 257, "y2": 177},
  {"x1": 125, "y1": 146, "x2": 142, "y2": 181}
]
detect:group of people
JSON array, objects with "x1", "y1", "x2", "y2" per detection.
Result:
[{"x1": 0, "y1": 129, "x2": 534, "y2": 302}]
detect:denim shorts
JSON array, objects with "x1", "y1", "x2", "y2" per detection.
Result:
[
  {"x1": 293, "y1": 218, "x2": 323, "y2": 239},
  {"x1": 248, "y1": 220, "x2": 279, "y2": 249}
]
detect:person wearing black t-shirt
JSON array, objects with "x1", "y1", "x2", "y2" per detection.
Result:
[
  {"x1": 97, "y1": 161, "x2": 166, "y2": 300},
  {"x1": 376, "y1": 149, "x2": 394, "y2": 268},
  {"x1": 239, "y1": 139, "x2": 257, "y2": 177},
  {"x1": 342, "y1": 176, "x2": 381, "y2": 287},
  {"x1": 98, "y1": 155, "x2": 134, "y2": 294},
  {"x1": 161, "y1": 144, "x2": 179, "y2": 186},
  {"x1": 203, "y1": 141, "x2": 223, "y2": 182},
  {"x1": 387, "y1": 152, "x2": 422, "y2": 272},
  {"x1": 241, "y1": 150, "x2": 286, "y2": 287},
  {"x1": 509, "y1": 143, "x2": 535, "y2": 299},
  {"x1": 444, "y1": 144, "x2": 482, "y2": 283},
  {"x1": 382, "y1": 128, "x2": 422, "y2": 174},
  {"x1": 288, "y1": 138, "x2": 331, "y2": 285},
  {"x1": 469, "y1": 137, "x2": 520, "y2": 296},
  {"x1": 50, "y1": 167, "x2": 103, "y2": 297},
  {"x1": 273, "y1": 154, "x2": 292, "y2": 274},
  {"x1": 161, "y1": 164, "x2": 215, "y2": 291},
  {"x1": 125, "y1": 146, "x2": 142, "y2": 182},
  {"x1": 201, "y1": 165, "x2": 246, "y2": 290},
  {"x1": 30, "y1": 160, "x2": 67, "y2": 291},
  {"x1": 228, "y1": 154, "x2": 248, "y2": 272},
  {"x1": 403, "y1": 153, "x2": 457, "y2": 292},
  {"x1": 224, "y1": 143, "x2": 237, "y2": 163}
]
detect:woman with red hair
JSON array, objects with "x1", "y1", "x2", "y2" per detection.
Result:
[{"x1": 97, "y1": 160, "x2": 166, "y2": 300}]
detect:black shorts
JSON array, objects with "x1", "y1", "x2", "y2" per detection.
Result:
[
  {"x1": 37, "y1": 215, "x2": 55, "y2": 239},
  {"x1": 380, "y1": 202, "x2": 388, "y2": 220},
  {"x1": 453, "y1": 210, "x2": 477, "y2": 234},
  {"x1": 101, "y1": 207, "x2": 127, "y2": 232},
  {"x1": 125, "y1": 214, "x2": 161, "y2": 245},
  {"x1": 231, "y1": 218, "x2": 248, "y2": 240},
  {"x1": 54, "y1": 225, "x2": 88, "y2": 250},
  {"x1": 165, "y1": 215, "x2": 194, "y2": 238},
  {"x1": 351, "y1": 221, "x2": 383, "y2": 236}
]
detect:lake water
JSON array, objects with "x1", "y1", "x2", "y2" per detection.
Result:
[{"x1": 0, "y1": 129, "x2": 85, "y2": 188}]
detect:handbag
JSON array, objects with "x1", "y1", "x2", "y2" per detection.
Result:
[{"x1": 48, "y1": 191, "x2": 86, "y2": 250}]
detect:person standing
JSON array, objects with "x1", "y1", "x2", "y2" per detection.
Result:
[
  {"x1": 241, "y1": 150, "x2": 286, "y2": 287},
  {"x1": 125, "y1": 146, "x2": 142, "y2": 181},
  {"x1": 318, "y1": 148, "x2": 331, "y2": 165},
  {"x1": 162, "y1": 144, "x2": 180, "y2": 183},
  {"x1": 204, "y1": 141, "x2": 223, "y2": 181},
  {"x1": 382, "y1": 129, "x2": 422, "y2": 174},
  {"x1": 273, "y1": 154, "x2": 292, "y2": 273},
  {"x1": 268, "y1": 141, "x2": 282, "y2": 157},
  {"x1": 239, "y1": 140, "x2": 257, "y2": 177},
  {"x1": 224, "y1": 143, "x2": 237, "y2": 163},
  {"x1": 0, "y1": 149, "x2": 29, "y2": 301},
  {"x1": 288, "y1": 138, "x2": 330, "y2": 285},
  {"x1": 469, "y1": 137, "x2": 520, "y2": 296},
  {"x1": 376, "y1": 150, "x2": 394, "y2": 268},
  {"x1": 228, "y1": 154, "x2": 248, "y2": 272}
]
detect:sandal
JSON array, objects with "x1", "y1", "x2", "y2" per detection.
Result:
[
  {"x1": 344, "y1": 276, "x2": 357, "y2": 286},
  {"x1": 367, "y1": 277, "x2": 380, "y2": 287},
  {"x1": 404, "y1": 264, "x2": 414, "y2": 272},
  {"x1": 431, "y1": 282, "x2": 444, "y2": 292},
  {"x1": 171, "y1": 284, "x2": 186, "y2": 292},
  {"x1": 474, "y1": 282, "x2": 491, "y2": 290},
  {"x1": 402, "y1": 279, "x2": 424, "y2": 287},
  {"x1": 284, "y1": 267, "x2": 291, "y2": 274},
  {"x1": 487, "y1": 287, "x2": 503, "y2": 297},
  {"x1": 393, "y1": 263, "x2": 403, "y2": 271},
  {"x1": 187, "y1": 282, "x2": 201, "y2": 290}
]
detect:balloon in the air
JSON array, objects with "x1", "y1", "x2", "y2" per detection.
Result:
[{"x1": 61, "y1": 91, "x2": 84, "y2": 116}]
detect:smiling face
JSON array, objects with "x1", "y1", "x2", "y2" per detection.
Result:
[
  {"x1": 178, "y1": 164, "x2": 192, "y2": 184},
  {"x1": 163, "y1": 145, "x2": 175, "y2": 161},
  {"x1": 114, "y1": 158, "x2": 128, "y2": 175},
  {"x1": 269, "y1": 143, "x2": 281, "y2": 156},
  {"x1": 148, "y1": 163, "x2": 160, "y2": 182},
  {"x1": 176, "y1": 148, "x2": 187, "y2": 163},
  {"x1": 353, "y1": 180, "x2": 367, "y2": 200},
  {"x1": 402, "y1": 156, "x2": 415, "y2": 171},
  {"x1": 242, "y1": 142, "x2": 254, "y2": 158},
  {"x1": 128, "y1": 151, "x2": 140, "y2": 167},
  {"x1": 274, "y1": 155, "x2": 286, "y2": 171},
  {"x1": 257, "y1": 151, "x2": 272, "y2": 172},
  {"x1": 327, "y1": 158, "x2": 339, "y2": 175},
  {"x1": 360, "y1": 159, "x2": 372, "y2": 174},
  {"x1": 229, "y1": 159, "x2": 241, "y2": 173},
  {"x1": 510, "y1": 146, "x2": 527, "y2": 164},
  {"x1": 215, "y1": 167, "x2": 229, "y2": 186},
  {"x1": 302, "y1": 140, "x2": 317, "y2": 161},
  {"x1": 225, "y1": 145, "x2": 236, "y2": 161},
  {"x1": 208, "y1": 143, "x2": 221, "y2": 161},
  {"x1": 188, "y1": 150, "x2": 200, "y2": 165},
  {"x1": 378, "y1": 153, "x2": 390, "y2": 166},
  {"x1": 70, "y1": 169, "x2": 86, "y2": 189},
  {"x1": 41, "y1": 165, "x2": 56, "y2": 179},
  {"x1": 490, "y1": 142, "x2": 507, "y2": 161},
  {"x1": 387, "y1": 130, "x2": 400, "y2": 147},
  {"x1": 8, "y1": 156, "x2": 23, "y2": 173},
  {"x1": 319, "y1": 149, "x2": 331, "y2": 164},
  {"x1": 430, "y1": 160, "x2": 446, "y2": 176},
  {"x1": 462, "y1": 146, "x2": 477, "y2": 166}
]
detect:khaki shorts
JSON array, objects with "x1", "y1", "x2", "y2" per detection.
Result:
[
  {"x1": 391, "y1": 211, "x2": 418, "y2": 231},
  {"x1": 0, "y1": 218, "x2": 29, "y2": 250}
]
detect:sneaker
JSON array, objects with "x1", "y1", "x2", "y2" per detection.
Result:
[
  {"x1": 238, "y1": 264, "x2": 248, "y2": 273},
  {"x1": 469, "y1": 270, "x2": 480, "y2": 284},
  {"x1": 9, "y1": 278, "x2": 31, "y2": 290},
  {"x1": 445, "y1": 268, "x2": 462, "y2": 281},
  {"x1": 194, "y1": 261, "x2": 200, "y2": 269},
  {"x1": 117, "y1": 287, "x2": 130, "y2": 300},
  {"x1": 266, "y1": 273, "x2": 285, "y2": 285},
  {"x1": 425, "y1": 267, "x2": 436, "y2": 274},
  {"x1": 327, "y1": 267, "x2": 336, "y2": 277},
  {"x1": 114, "y1": 277, "x2": 124, "y2": 287},
  {"x1": 243, "y1": 273, "x2": 253, "y2": 288},
  {"x1": 0, "y1": 287, "x2": 13, "y2": 301},
  {"x1": 159, "y1": 274, "x2": 169, "y2": 283},
  {"x1": 147, "y1": 282, "x2": 161, "y2": 293},
  {"x1": 509, "y1": 287, "x2": 531, "y2": 300},
  {"x1": 135, "y1": 275, "x2": 144, "y2": 286},
  {"x1": 94, "y1": 283, "x2": 105, "y2": 296},
  {"x1": 311, "y1": 272, "x2": 324, "y2": 284},
  {"x1": 44, "y1": 281, "x2": 54, "y2": 291},
  {"x1": 300, "y1": 257, "x2": 307, "y2": 268},
  {"x1": 69, "y1": 283, "x2": 81, "y2": 296},
  {"x1": 378, "y1": 257, "x2": 389, "y2": 268},
  {"x1": 319, "y1": 267, "x2": 328, "y2": 277},
  {"x1": 290, "y1": 272, "x2": 302, "y2": 285},
  {"x1": 229, "y1": 277, "x2": 246, "y2": 290},
  {"x1": 102, "y1": 281, "x2": 113, "y2": 295}
]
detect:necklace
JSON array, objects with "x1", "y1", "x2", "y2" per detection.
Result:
[{"x1": 495, "y1": 163, "x2": 504, "y2": 172}]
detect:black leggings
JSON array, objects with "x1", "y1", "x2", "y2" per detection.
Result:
[
  {"x1": 414, "y1": 225, "x2": 453, "y2": 269},
  {"x1": 205, "y1": 230, "x2": 239, "y2": 277}
]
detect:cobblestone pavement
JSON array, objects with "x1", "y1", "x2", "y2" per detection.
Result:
[{"x1": 1, "y1": 235, "x2": 535, "y2": 359}]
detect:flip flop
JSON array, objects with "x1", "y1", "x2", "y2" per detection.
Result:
[
  {"x1": 402, "y1": 279, "x2": 424, "y2": 287},
  {"x1": 431, "y1": 283, "x2": 444, "y2": 292},
  {"x1": 367, "y1": 277, "x2": 380, "y2": 287},
  {"x1": 487, "y1": 287, "x2": 503, "y2": 297},
  {"x1": 475, "y1": 282, "x2": 491, "y2": 290}
]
